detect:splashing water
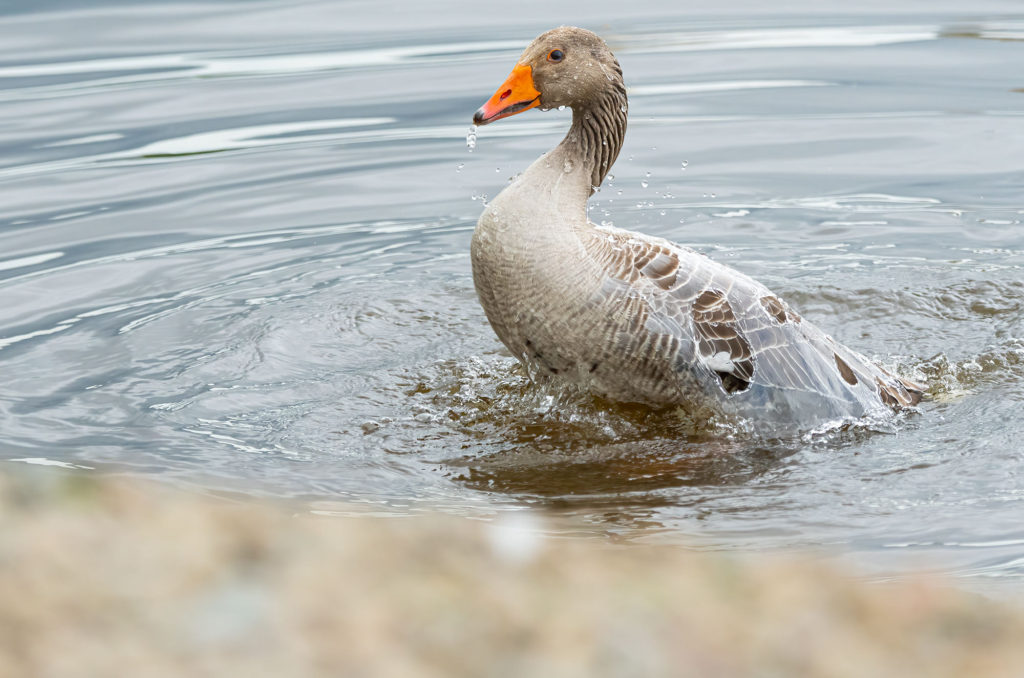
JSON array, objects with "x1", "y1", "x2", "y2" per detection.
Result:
[{"x1": 466, "y1": 125, "x2": 477, "y2": 152}]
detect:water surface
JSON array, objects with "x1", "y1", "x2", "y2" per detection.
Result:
[{"x1": 1, "y1": 0, "x2": 1023, "y2": 591}]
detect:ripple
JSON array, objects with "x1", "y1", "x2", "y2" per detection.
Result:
[
  {"x1": 613, "y1": 25, "x2": 939, "y2": 53},
  {"x1": 0, "y1": 118, "x2": 570, "y2": 179},
  {"x1": 0, "y1": 39, "x2": 526, "y2": 101},
  {"x1": 0, "y1": 117, "x2": 395, "y2": 177},
  {"x1": 0, "y1": 250, "x2": 63, "y2": 272},
  {"x1": 629, "y1": 80, "x2": 832, "y2": 97}
]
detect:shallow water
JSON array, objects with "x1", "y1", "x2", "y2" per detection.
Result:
[{"x1": 1, "y1": 0, "x2": 1023, "y2": 589}]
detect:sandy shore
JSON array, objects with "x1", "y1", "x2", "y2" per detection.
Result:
[{"x1": 1, "y1": 469, "x2": 1022, "y2": 678}]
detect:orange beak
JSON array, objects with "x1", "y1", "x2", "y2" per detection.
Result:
[{"x1": 472, "y1": 63, "x2": 541, "y2": 125}]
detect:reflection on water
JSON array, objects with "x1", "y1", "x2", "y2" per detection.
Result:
[{"x1": 1, "y1": 0, "x2": 1024, "y2": 590}]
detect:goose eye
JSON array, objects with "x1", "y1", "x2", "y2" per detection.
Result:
[{"x1": 547, "y1": 49, "x2": 565, "y2": 63}]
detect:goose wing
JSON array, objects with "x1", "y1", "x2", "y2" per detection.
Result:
[{"x1": 583, "y1": 224, "x2": 923, "y2": 412}]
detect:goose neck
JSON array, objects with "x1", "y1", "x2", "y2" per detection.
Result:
[{"x1": 558, "y1": 87, "x2": 628, "y2": 193}]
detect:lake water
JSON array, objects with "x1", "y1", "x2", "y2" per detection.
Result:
[{"x1": 1, "y1": 0, "x2": 1023, "y2": 591}]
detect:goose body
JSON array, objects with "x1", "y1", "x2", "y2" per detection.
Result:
[{"x1": 470, "y1": 27, "x2": 922, "y2": 428}]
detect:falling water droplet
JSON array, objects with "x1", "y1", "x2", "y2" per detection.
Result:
[
  {"x1": 466, "y1": 125, "x2": 477, "y2": 152},
  {"x1": 456, "y1": 163, "x2": 464, "y2": 173},
  {"x1": 681, "y1": 160, "x2": 689, "y2": 170},
  {"x1": 495, "y1": 167, "x2": 501, "y2": 173},
  {"x1": 641, "y1": 180, "x2": 649, "y2": 188},
  {"x1": 607, "y1": 174, "x2": 615, "y2": 181}
]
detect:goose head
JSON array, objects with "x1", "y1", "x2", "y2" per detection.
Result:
[{"x1": 472, "y1": 26, "x2": 624, "y2": 125}]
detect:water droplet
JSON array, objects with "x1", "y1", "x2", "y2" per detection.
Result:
[
  {"x1": 645, "y1": 171, "x2": 651, "y2": 178},
  {"x1": 681, "y1": 160, "x2": 689, "y2": 170},
  {"x1": 641, "y1": 180, "x2": 649, "y2": 188},
  {"x1": 710, "y1": 193, "x2": 716, "y2": 198},
  {"x1": 558, "y1": 105, "x2": 566, "y2": 111},
  {"x1": 495, "y1": 167, "x2": 501, "y2": 173},
  {"x1": 466, "y1": 125, "x2": 477, "y2": 152},
  {"x1": 563, "y1": 159, "x2": 574, "y2": 173},
  {"x1": 607, "y1": 174, "x2": 615, "y2": 181},
  {"x1": 456, "y1": 162, "x2": 464, "y2": 172},
  {"x1": 620, "y1": 104, "x2": 627, "y2": 113},
  {"x1": 659, "y1": 210, "x2": 666, "y2": 216},
  {"x1": 678, "y1": 217, "x2": 686, "y2": 224}
]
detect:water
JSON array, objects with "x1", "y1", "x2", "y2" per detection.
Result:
[{"x1": 1, "y1": 0, "x2": 1023, "y2": 590}]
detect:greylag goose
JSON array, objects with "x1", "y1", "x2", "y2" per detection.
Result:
[{"x1": 470, "y1": 26, "x2": 923, "y2": 428}]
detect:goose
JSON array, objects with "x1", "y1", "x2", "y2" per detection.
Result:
[{"x1": 469, "y1": 26, "x2": 923, "y2": 429}]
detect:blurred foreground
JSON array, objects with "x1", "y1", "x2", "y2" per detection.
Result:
[{"x1": 1, "y1": 470, "x2": 1023, "y2": 678}]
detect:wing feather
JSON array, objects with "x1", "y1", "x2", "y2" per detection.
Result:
[{"x1": 584, "y1": 224, "x2": 922, "y2": 415}]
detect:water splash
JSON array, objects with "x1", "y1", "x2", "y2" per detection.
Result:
[{"x1": 466, "y1": 125, "x2": 477, "y2": 152}]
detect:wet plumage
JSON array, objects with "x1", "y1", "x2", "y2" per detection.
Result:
[{"x1": 470, "y1": 26, "x2": 923, "y2": 428}]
